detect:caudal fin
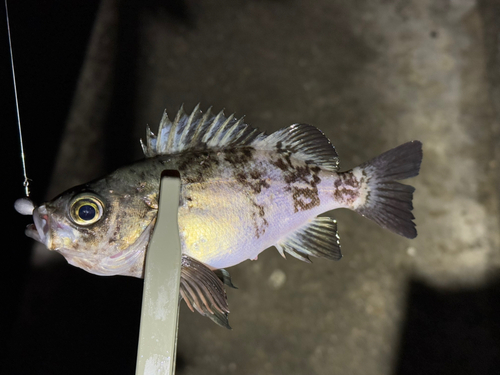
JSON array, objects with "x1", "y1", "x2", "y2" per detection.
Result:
[{"x1": 355, "y1": 141, "x2": 423, "y2": 239}]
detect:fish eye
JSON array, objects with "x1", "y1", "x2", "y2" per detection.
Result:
[{"x1": 69, "y1": 193, "x2": 105, "y2": 225}]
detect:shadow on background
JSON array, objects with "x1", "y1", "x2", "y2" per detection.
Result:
[
  {"x1": 2, "y1": 1, "x2": 192, "y2": 374},
  {"x1": 105, "y1": 0, "x2": 195, "y2": 171},
  {"x1": 2, "y1": 1, "x2": 101, "y2": 370},
  {"x1": 103, "y1": 0, "x2": 195, "y2": 171},
  {"x1": 394, "y1": 278, "x2": 500, "y2": 375},
  {"x1": 5, "y1": 264, "x2": 144, "y2": 374}
]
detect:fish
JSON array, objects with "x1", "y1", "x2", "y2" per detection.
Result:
[{"x1": 16, "y1": 104, "x2": 423, "y2": 328}]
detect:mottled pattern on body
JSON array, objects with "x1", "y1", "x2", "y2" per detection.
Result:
[
  {"x1": 273, "y1": 140, "x2": 323, "y2": 213},
  {"x1": 174, "y1": 147, "x2": 271, "y2": 242},
  {"x1": 152, "y1": 139, "x2": 354, "y2": 269},
  {"x1": 333, "y1": 168, "x2": 368, "y2": 209}
]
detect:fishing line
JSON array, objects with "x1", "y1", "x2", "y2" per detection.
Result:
[{"x1": 5, "y1": 0, "x2": 30, "y2": 197}]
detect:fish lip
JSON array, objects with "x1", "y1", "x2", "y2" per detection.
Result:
[
  {"x1": 25, "y1": 223, "x2": 41, "y2": 242},
  {"x1": 28, "y1": 206, "x2": 51, "y2": 247}
]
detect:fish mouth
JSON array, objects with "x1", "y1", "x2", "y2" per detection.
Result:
[{"x1": 25, "y1": 206, "x2": 51, "y2": 247}]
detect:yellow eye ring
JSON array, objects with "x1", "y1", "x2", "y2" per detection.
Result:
[{"x1": 69, "y1": 193, "x2": 105, "y2": 225}]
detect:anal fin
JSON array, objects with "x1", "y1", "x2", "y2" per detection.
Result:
[
  {"x1": 180, "y1": 255, "x2": 231, "y2": 329},
  {"x1": 275, "y1": 217, "x2": 342, "y2": 262}
]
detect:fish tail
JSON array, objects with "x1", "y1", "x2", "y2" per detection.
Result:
[{"x1": 353, "y1": 141, "x2": 423, "y2": 239}]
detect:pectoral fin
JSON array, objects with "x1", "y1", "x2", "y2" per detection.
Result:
[
  {"x1": 180, "y1": 255, "x2": 231, "y2": 329},
  {"x1": 275, "y1": 216, "x2": 342, "y2": 262}
]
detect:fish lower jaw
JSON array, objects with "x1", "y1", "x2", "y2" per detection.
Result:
[
  {"x1": 25, "y1": 223, "x2": 54, "y2": 249},
  {"x1": 25, "y1": 224, "x2": 41, "y2": 242},
  {"x1": 27, "y1": 205, "x2": 56, "y2": 249}
]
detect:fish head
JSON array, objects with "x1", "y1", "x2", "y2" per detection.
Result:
[{"x1": 24, "y1": 174, "x2": 159, "y2": 278}]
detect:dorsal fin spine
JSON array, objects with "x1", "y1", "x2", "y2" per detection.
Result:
[
  {"x1": 145, "y1": 125, "x2": 156, "y2": 157},
  {"x1": 242, "y1": 128, "x2": 262, "y2": 144},
  {"x1": 140, "y1": 138, "x2": 148, "y2": 157},
  {"x1": 167, "y1": 105, "x2": 185, "y2": 152},
  {"x1": 203, "y1": 110, "x2": 224, "y2": 144},
  {"x1": 210, "y1": 113, "x2": 235, "y2": 147},
  {"x1": 157, "y1": 110, "x2": 171, "y2": 154},
  {"x1": 219, "y1": 114, "x2": 235, "y2": 137},
  {"x1": 191, "y1": 106, "x2": 212, "y2": 147},
  {"x1": 222, "y1": 117, "x2": 244, "y2": 145},
  {"x1": 179, "y1": 103, "x2": 200, "y2": 150}
]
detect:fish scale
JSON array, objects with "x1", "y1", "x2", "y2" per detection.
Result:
[{"x1": 168, "y1": 146, "x2": 330, "y2": 268}]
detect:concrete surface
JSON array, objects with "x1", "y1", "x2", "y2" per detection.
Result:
[{"x1": 4, "y1": 0, "x2": 500, "y2": 374}]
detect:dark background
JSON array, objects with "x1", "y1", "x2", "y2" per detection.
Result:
[{"x1": 3, "y1": 1, "x2": 500, "y2": 374}]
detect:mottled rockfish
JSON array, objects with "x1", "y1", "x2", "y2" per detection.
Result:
[{"x1": 16, "y1": 105, "x2": 422, "y2": 328}]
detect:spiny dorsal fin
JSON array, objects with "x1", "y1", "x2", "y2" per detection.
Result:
[
  {"x1": 275, "y1": 216, "x2": 342, "y2": 262},
  {"x1": 141, "y1": 104, "x2": 265, "y2": 157},
  {"x1": 252, "y1": 123, "x2": 340, "y2": 171},
  {"x1": 142, "y1": 106, "x2": 340, "y2": 171},
  {"x1": 180, "y1": 255, "x2": 231, "y2": 329}
]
